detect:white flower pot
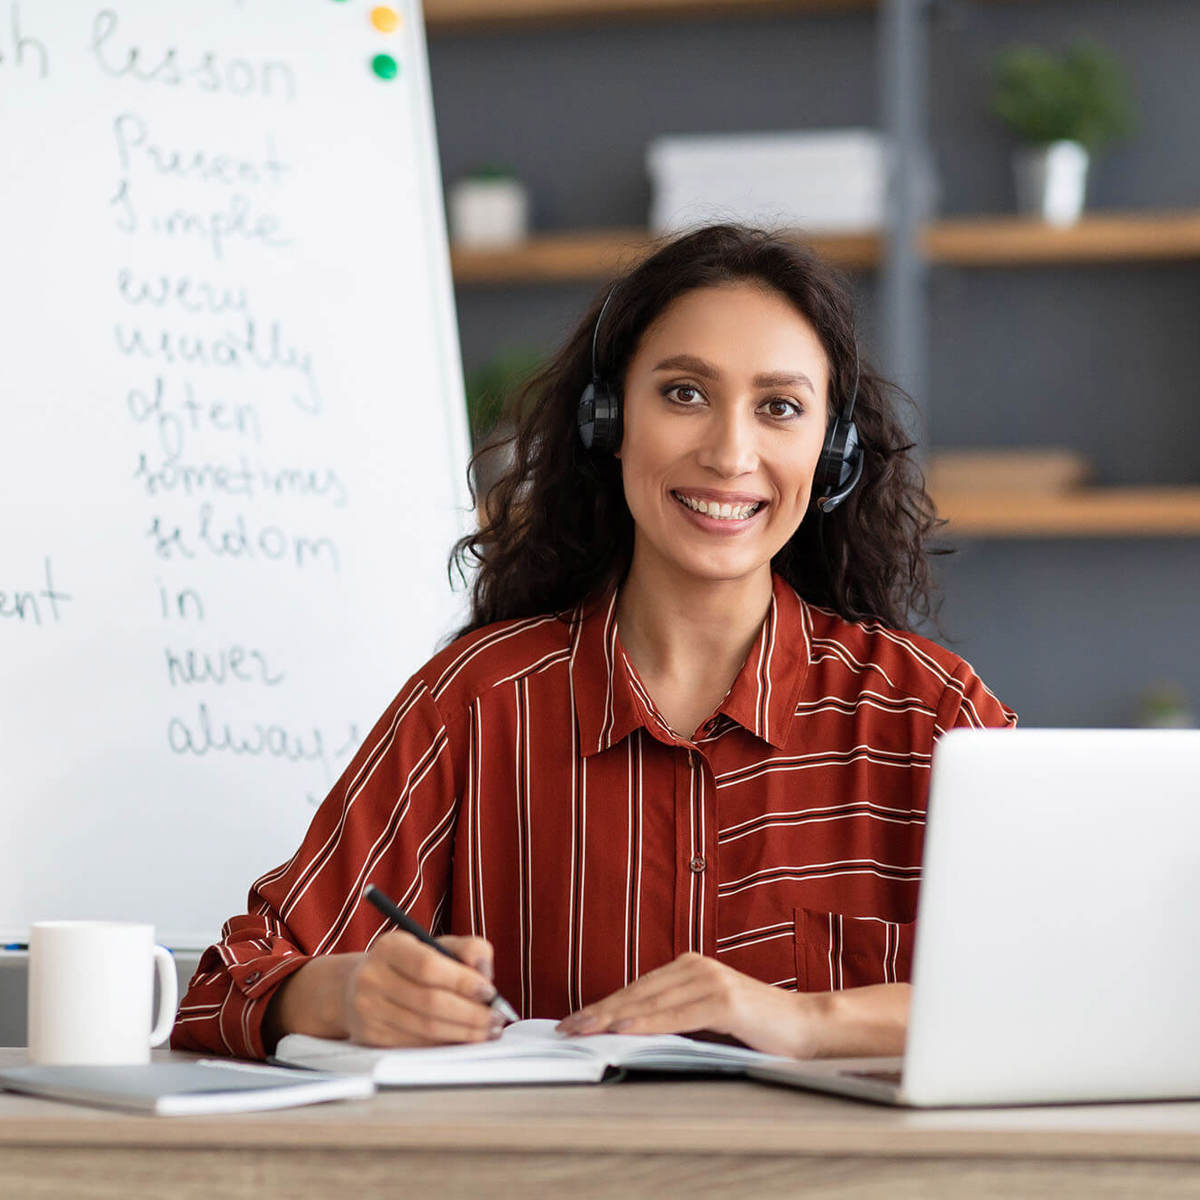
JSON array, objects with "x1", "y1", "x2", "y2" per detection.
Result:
[
  {"x1": 1013, "y1": 140, "x2": 1090, "y2": 227},
  {"x1": 449, "y1": 177, "x2": 529, "y2": 248}
]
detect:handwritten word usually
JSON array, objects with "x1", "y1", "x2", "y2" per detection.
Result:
[
  {"x1": 146, "y1": 505, "x2": 340, "y2": 573},
  {"x1": 91, "y1": 10, "x2": 296, "y2": 101},
  {"x1": 115, "y1": 317, "x2": 320, "y2": 412},
  {"x1": 0, "y1": 557, "x2": 71, "y2": 626},
  {"x1": 134, "y1": 452, "x2": 349, "y2": 507}
]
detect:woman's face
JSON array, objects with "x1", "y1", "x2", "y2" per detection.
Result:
[{"x1": 618, "y1": 281, "x2": 831, "y2": 589}]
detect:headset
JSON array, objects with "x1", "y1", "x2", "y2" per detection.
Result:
[{"x1": 576, "y1": 287, "x2": 865, "y2": 513}]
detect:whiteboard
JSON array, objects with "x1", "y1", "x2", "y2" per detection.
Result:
[{"x1": 0, "y1": 0, "x2": 472, "y2": 947}]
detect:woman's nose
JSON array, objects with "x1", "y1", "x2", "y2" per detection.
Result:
[{"x1": 695, "y1": 408, "x2": 758, "y2": 477}]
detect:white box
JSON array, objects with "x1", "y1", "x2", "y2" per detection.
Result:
[{"x1": 647, "y1": 130, "x2": 887, "y2": 235}]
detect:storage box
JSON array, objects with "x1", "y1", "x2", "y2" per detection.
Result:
[{"x1": 647, "y1": 130, "x2": 887, "y2": 235}]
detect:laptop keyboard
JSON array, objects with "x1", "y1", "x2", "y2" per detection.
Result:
[{"x1": 847, "y1": 1069, "x2": 903, "y2": 1085}]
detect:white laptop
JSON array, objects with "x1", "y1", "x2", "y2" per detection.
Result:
[{"x1": 749, "y1": 728, "x2": 1200, "y2": 1107}]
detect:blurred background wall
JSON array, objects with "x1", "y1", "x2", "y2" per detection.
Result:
[{"x1": 425, "y1": 0, "x2": 1200, "y2": 728}]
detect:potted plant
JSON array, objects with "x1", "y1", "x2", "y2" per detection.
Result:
[{"x1": 991, "y1": 42, "x2": 1134, "y2": 226}]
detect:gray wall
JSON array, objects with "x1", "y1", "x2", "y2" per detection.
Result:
[{"x1": 429, "y1": 0, "x2": 1200, "y2": 728}]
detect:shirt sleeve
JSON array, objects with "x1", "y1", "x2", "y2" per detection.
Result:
[
  {"x1": 170, "y1": 676, "x2": 459, "y2": 1060},
  {"x1": 933, "y1": 658, "x2": 1018, "y2": 736}
]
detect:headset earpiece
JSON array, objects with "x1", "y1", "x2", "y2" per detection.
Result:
[
  {"x1": 577, "y1": 287, "x2": 623, "y2": 454},
  {"x1": 813, "y1": 341, "x2": 864, "y2": 514}
]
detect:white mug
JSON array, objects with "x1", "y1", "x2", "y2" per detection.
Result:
[{"x1": 28, "y1": 921, "x2": 178, "y2": 1065}]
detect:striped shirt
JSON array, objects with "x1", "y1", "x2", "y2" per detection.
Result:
[{"x1": 172, "y1": 574, "x2": 1016, "y2": 1059}]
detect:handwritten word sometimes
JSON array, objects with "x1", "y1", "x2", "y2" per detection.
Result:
[{"x1": 134, "y1": 452, "x2": 349, "y2": 507}]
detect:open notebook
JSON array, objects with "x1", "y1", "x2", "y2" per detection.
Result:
[{"x1": 275, "y1": 1018, "x2": 797, "y2": 1086}]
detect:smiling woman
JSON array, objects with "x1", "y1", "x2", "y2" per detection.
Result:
[{"x1": 172, "y1": 225, "x2": 1016, "y2": 1065}]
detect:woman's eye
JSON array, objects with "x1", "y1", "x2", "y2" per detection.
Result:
[
  {"x1": 762, "y1": 397, "x2": 802, "y2": 419},
  {"x1": 666, "y1": 385, "x2": 703, "y2": 405}
]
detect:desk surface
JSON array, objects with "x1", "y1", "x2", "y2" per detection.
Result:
[{"x1": 3, "y1": 1048, "x2": 1200, "y2": 1199}]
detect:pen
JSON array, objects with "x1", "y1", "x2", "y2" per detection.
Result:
[{"x1": 363, "y1": 884, "x2": 520, "y2": 1025}]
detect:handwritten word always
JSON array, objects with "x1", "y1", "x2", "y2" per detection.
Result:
[
  {"x1": 0, "y1": 557, "x2": 71, "y2": 626},
  {"x1": 91, "y1": 10, "x2": 296, "y2": 101},
  {"x1": 166, "y1": 702, "x2": 332, "y2": 771}
]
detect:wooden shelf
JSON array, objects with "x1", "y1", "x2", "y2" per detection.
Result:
[
  {"x1": 450, "y1": 212, "x2": 1200, "y2": 284},
  {"x1": 423, "y1": 0, "x2": 872, "y2": 32},
  {"x1": 933, "y1": 488, "x2": 1200, "y2": 538},
  {"x1": 450, "y1": 227, "x2": 882, "y2": 283}
]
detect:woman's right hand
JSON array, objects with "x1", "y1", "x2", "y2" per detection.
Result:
[
  {"x1": 263, "y1": 932, "x2": 500, "y2": 1051},
  {"x1": 343, "y1": 931, "x2": 501, "y2": 1047}
]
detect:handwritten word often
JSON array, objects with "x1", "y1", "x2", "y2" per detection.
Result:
[
  {"x1": 164, "y1": 643, "x2": 285, "y2": 688},
  {"x1": 134, "y1": 452, "x2": 349, "y2": 508},
  {"x1": 113, "y1": 113, "x2": 289, "y2": 188},
  {"x1": 91, "y1": 10, "x2": 296, "y2": 101},
  {"x1": 146, "y1": 504, "x2": 341, "y2": 573},
  {"x1": 115, "y1": 317, "x2": 320, "y2": 413},
  {"x1": 0, "y1": 557, "x2": 71, "y2": 626},
  {"x1": 0, "y1": 3, "x2": 47, "y2": 81},
  {"x1": 126, "y1": 377, "x2": 262, "y2": 459}
]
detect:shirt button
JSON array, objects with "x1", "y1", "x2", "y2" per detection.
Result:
[
  {"x1": 689, "y1": 855, "x2": 706, "y2": 874},
  {"x1": 245, "y1": 970, "x2": 262, "y2": 985}
]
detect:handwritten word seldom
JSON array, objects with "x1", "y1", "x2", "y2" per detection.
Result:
[
  {"x1": 146, "y1": 505, "x2": 341, "y2": 573},
  {"x1": 0, "y1": 556, "x2": 71, "y2": 626},
  {"x1": 90, "y1": 10, "x2": 296, "y2": 101}
]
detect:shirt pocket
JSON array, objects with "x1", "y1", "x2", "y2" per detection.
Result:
[{"x1": 794, "y1": 907, "x2": 915, "y2": 992}]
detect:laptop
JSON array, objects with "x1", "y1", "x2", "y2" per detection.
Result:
[{"x1": 748, "y1": 728, "x2": 1200, "y2": 1107}]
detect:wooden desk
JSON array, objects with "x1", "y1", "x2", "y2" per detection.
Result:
[{"x1": 3, "y1": 1048, "x2": 1200, "y2": 1198}]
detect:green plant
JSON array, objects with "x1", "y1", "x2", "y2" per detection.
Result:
[
  {"x1": 464, "y1": 349, "x2": 542, "y2": 446},
  {"x1": 991, "y1": 42, "x2": 1135, "y2": 151}
]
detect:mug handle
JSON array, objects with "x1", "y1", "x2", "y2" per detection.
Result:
[{"x1": 149, "y1": 945, "x2": 179, "y2": 1048}]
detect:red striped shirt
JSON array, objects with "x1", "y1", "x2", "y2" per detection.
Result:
[{"x1": 172, "y1": 574, "x2": 1016, "y2": 1059}]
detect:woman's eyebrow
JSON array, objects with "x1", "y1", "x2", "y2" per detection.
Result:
[{"x1": 653, "y1": 354, "x2": 815, "y2": 394}]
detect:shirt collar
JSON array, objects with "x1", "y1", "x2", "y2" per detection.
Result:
[{"x1": 570, "y1": 574, "x2": 812, "y2": 756}]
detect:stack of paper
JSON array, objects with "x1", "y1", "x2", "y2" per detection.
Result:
[{"x1": 647, "y1": 130, "x2": 887, "y2": 235}]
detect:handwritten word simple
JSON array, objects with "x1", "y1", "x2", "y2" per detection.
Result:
[
  {"x1": 91, "y1": 10, "x2": 296, "y2": 101},
  {"x1": 146, "y1": 505, "x2": 341, "y2": 573},
  {"x1": 0, "y1": 3, "x2": 47, "y2": 80},
  {"x1": 126, "y1": 377, "x2": 262, "y2": 459},
  {"x1": 118, "y1": 269, "x2": 250, "y2": 317},
  {"x1": 164, "y1": 643, "x2": 285, "y2": 687},
  {"x1": 110, "y1": 180, "x2": 291, "y2": 261},
  {"x1": 134, "y1": 452, "x2": 349, "y2": 508},
  {"x1": 115, "y1": 317, "x2": 321, "y2": 413},
  {"x1": 113, "y1": 113, "x2": 289, "y2": 188},
  {"x1": 0, "y1": 557, "x2": 71, "y2": 626},
  {"x1": 167, "y1": 702, "x2": 331, "y2": 771}
]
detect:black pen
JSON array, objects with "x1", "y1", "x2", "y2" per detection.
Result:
[{"x1": 363, "y1": 884, "x2": 520, "y2": 1025}]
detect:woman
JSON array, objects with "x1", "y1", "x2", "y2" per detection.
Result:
[{"x1": 172, "y1": 224, "x2": 1015, "y2": 1062}]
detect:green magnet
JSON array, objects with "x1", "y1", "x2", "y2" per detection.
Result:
[{"x1": 371, "y1": 53, "x2": 399, "y2": 80}]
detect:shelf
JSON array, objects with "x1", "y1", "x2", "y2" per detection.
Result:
[
  {"x1": 423, "y1": 0, "x2": 872, "y2": 31},
  {"x1": 449, "y1": 211, "x2": 1200, "y2": 284},
  {"x1": 933, "y1": 488, "x2": 1200, "y2": 538}
]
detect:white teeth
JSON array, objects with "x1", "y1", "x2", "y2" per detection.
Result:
[{"x1": 676, "y1": 493, "x2": 760, "y2": 520}]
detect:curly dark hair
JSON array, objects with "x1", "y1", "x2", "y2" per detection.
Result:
[{"x1": 452, "y1": 224, "x2": 943, "y2": 636}]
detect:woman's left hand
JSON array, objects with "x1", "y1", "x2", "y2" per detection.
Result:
[{"x1": 555, "y1": 952, "x2": 825, "y2": 1059}]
